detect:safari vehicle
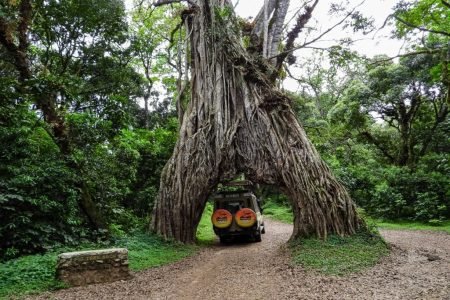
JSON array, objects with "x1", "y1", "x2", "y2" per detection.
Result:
[{"x1": 211, "y1": 181, "x2": 265, "y2": 243}]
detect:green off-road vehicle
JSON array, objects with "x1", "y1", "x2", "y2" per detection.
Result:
[{"x1": 211, "y1": 182, "x2": 265, "y2": 243}]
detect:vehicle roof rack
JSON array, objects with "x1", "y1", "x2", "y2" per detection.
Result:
[{"x1": 221, "y1": 180, "x2": 254, "y2": 188}]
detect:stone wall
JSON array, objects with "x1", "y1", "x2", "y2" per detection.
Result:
[{"x1": 56, "y1": 248, "x2": 131, "y2": 286}]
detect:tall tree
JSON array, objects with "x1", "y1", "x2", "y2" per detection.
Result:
[
  {"x1": 332, "y1": 53, "x2": 448, "y2": 167},
  {"x1": 151, "y1": 0, "x2": 363, "y2": 242},
  {"x1": 0, "y1": 0, "x2": 139, "y2": 230},
  {"x1": 130, "y1": 3, "x2": 183, "y2": 128},
  {"x1": 356, "y1": 0, "x2": 450, "y2": 166}
]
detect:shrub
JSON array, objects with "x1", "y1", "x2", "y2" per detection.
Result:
[{"x1": 0, "y1": 107, "x2": 85, "y2": 260}]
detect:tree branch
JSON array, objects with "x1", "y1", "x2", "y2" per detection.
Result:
[
  {"x1": 262, "y1": 0, "x2": 269, "y2": 57},
  {"x1": 267, "y1": 0, "x2": 290, "y2": 58},
  {"x1": 273, "y1": 0, "x2": 318, "y2": 71},
  {"x1": 0, "y1": 0, "x2": 32, "y2": 82},
  {"x1": 369, "y1": 48, "x2": 443, "y2": 65},
  {"x1": 269, "y1": 1, "x2": 362, "y2": 62},
  {"x1": 418, "y1": 102, "x2": 448, "y2": 157},
  {"x1": 153, "y1": 0, "x2": 196, "y2": 7},
  {"x1": 252, "y1": 0, "x2": 277, "y2": 37},
  {"x1": 0, "y1": 18, "x2": 18, "y2": 53},
  {"x1": 394, "y1": 15, "x2": 450, "y2": 37},
  {"x1": 18, "y1": 0, "x2": 32, "y2": 53},
  {"x1": 442, "y1": 0, "x2": 450, "y2": 8},
  {"x1": 360, "y1": 131, "x2": 395, "y2": 163}
]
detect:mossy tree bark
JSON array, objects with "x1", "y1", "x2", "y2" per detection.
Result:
[{"x1": 151, "y1": 0, "x2": 363, "y2": 242}]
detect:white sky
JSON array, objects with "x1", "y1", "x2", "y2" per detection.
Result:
[{"x1": 233, "y1": 0, "x2": 405, "y2": 58}]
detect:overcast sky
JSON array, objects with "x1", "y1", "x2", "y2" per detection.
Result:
[{"x1": 233, "y1": 0, "x2": 404, "y2": 58}]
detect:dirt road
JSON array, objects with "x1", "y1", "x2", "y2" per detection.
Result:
[{"x1": 36, "y1": 219, "x2": 450, "y2": 300}]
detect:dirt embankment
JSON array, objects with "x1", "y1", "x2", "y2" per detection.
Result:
[{"x1": 35, "y1": 219, "x2": 450, "y2": 300}]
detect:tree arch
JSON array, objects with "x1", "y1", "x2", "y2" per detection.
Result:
[{"x1": 151, "y1": 0, "x2": 363, "y2": 243}]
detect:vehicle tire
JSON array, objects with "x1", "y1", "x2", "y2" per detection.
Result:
[
  {"x1": 254, "y1": 231, "x2": 262, "y2": 242},
  {"x1": 261, "y1": 223, "x2": 266, "y2": 234}
]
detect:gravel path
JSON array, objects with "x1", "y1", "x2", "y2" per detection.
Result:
[{"x1": 34, "y1": 219, "x2": 450, "y2": 300}]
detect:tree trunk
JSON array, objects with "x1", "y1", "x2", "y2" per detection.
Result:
[
  {"x1": 151, "y1": 0, "x2": 362, "y2": 242},
  {"x1": 143, "y1": 93, "x2": 150, "y2": 129}
]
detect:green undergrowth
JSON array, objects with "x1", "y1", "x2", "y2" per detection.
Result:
[
  {"x1": 262, "y1": 201, "x2": 293, "y2": 223},
  {"x1": 196, "y1": 202, "x2": 216, "y2": 244},
  {"x1": 0, "y1": 252, "x2": 65, "y2": 299},
  {"x1": 0, "y1": 233, "x2": 197, "y2": 299},
  {"x1": 121, "y1": 234, "x2": 197, "y2": 271},
  {"x1": 370, "y1": 218, "x2": 450, "y2": 233},
  {"x1": 290, "y1": 231, "x2": 389, "y2": 276},
  {"x1": 264, "y1": 201, "x2": 450, "y2": 234},
  {"x1": 1, "y1": 205, "x2": 217, "y2": 299},
  {"x1": 0, "y1": 203, "x2": 215, "y2": 299}
]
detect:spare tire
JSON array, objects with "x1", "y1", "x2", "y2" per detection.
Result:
[
  {"x1": 235, "y1": 208, "x2": 257, "y2": 228},
  {"x1": 211, "y1": 209, "x2": 233, "y2": 228}
]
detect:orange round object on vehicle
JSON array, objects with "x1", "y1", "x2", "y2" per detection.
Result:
[
  {"x1": 235, "y1": 208, "x2": 256, "y2": 228},
  {"x1": 211, "y1": 209, "x2": 232, "y2": 228}
]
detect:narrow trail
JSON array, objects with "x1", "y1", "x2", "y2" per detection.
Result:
[{"x1": 35, "y1": 219, "x2": 450, "y2": 300}]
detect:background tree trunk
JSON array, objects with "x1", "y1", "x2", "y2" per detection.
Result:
[{"x1": 151, "y1": 0, "x2": 362, "y2": 242}]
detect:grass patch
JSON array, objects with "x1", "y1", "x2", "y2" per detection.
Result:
[
  {"x1": 0, "y1": 233, "x2": 197, "y2": 299},
  {"x1": 196, "y1": 202, "x2": 216, "y2": 244},
  {"x1": 264, "y1": 201, "x2": 389, "y2": 275},
  {"x1": 0, "y1": 252, "x2": 66, "y2": 299},
  {"x1": 370, "y1": 219, "x2": 450, "y2": 233},
  {"x1": 290, "y1": 231, "x2": 389, "y2": 276},
  {"x1": 116, "y1": 234, "x2": 197, "y2": 271},
  {"x1": 262, "y1": 201, "x2": 293, "y2": 223},
  {"x1": 265, "y1": 201, "x2": 450, "y2": 234}
]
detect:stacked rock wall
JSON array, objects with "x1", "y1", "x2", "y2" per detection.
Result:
[{"x1": 56, "y1": 248, "x2": 131, "y2": 286}]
